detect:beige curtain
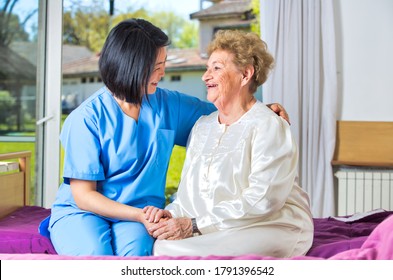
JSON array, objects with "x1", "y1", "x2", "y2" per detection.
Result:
[{"x1": 260, "y1": 0, "x2": 338, "y2": 217}]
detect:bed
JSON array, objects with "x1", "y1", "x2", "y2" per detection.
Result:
[{"x1": 1, "y1": 148, "x2": 393, "y2": 260}]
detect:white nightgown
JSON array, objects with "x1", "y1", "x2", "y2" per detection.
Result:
[{"x1": 153, "y1": 101, "x2": 314, "y2": 257}]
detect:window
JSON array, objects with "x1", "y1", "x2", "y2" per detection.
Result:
[
  {"x1": 0, "y1": 0, "x2": 63, "y2": 207},
  {"x1": 0, "y1": 0, "x2": 40, "y2": 203},
  {"x1": 171, "y1": 75, "x2": 181, "y2": 82}
]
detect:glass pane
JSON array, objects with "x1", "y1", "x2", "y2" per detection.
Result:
[{"x1": 0, "y1": 0, "x2": 40, "y2": 203}]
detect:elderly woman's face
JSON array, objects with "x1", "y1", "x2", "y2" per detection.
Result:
[{"x1": 202, "y1": 49, "x2": 243, "y2": 108}]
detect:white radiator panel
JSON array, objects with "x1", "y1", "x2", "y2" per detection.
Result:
[{"x1": 335, "y1": 168, "x2": 393, "y2": 216}]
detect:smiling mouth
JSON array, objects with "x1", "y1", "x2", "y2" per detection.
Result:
[{"x1": 206, "y1": 84, "x2": 218, "y2": 89}]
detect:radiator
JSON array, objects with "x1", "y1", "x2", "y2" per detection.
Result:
[{"x1": 335, "y1": 168, "x2": 393, "y2": 216}]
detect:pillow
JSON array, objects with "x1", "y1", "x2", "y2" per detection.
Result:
[{"x1": 0, "y1": 206, "x2": 57, "y2": 254}]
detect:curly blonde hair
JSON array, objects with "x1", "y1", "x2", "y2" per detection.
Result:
[{"x1": 207, "y1": 29, "x2": 274, "y2": 93}]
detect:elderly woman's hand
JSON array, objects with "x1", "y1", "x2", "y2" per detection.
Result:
[
  {"x1": 267, "y1": 103, "x2": 290, "y2": 125},
  {"x1": 148, "y1": 217, "x2": 193, "y2": 240}
]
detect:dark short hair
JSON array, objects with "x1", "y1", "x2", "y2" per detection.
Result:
[{"x1": 99, "y1": 19, "x2": 170, "y2": 105}]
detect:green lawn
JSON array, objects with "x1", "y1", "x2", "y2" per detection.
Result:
[
  {"x1": 1, "y1": 141, "x2": 185, "y2": 205},
  {"x1": 165, "y1": 145, "x2": 186, "y2": 202}
]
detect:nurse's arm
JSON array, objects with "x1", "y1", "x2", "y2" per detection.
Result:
[{"x1": 70, "y1": 179, "x2": 151, "y2": 226}]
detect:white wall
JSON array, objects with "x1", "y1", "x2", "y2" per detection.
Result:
[
  {"x1": 334, "y1": 0, "x2": 393, "y2": 121},
  {"x1": 62, "y1": 83, "x2": 103, "y2": 104},
  {"x1": 160, "y1": 71, "x2": 208, "y2": 101}
]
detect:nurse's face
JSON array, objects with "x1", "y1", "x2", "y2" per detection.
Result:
[{"x1": 147, "y1": 47, "x2": 167, "y2": 94}]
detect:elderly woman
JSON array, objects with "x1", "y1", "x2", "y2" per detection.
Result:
[{"x1": 144, "y1": 30, "x2": 313, "y2": 257}]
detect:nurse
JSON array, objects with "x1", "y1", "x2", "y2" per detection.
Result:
[{"x1": 41, "y1": 19, "x2": 289, "y2": 256}]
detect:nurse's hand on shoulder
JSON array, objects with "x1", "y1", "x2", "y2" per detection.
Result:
[{"x1": 267, "y1": 103, "x2": 291, "y2": 124}]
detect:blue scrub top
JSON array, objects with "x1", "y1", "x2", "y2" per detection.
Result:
[{"x1": 49, "y1": 87, "x2": 215, "y2": 225}]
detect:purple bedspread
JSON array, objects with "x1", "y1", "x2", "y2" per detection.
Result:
[
  {"x1": 0, "y1": 206, "x2": 56, "y2": 254},
  {"x1": 307, "y1": 210, "x2": 392, "y2": 258},
  {"x1": 0, "y1": 206, "x2": 392, "y2": 259}
]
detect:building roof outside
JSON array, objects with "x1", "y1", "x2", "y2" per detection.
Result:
[
  {"x1": 62, "y1": 45, "x2": 94, "y2": 64},
  {"x1": 7, "y1": 42, "x2": 208, "y2": 78},
  {"x1": 10, "y1": 42, "x2": 93, "y2": 66},
  {"x1": 0, "y1": 45, "x2": 36, "y2": 83},
  {"x1": 62, "y1": 54, "x2": 100, "y2": 77},
  {"x1": 62, "y1": 48, "x2": 208, "y2": 77},
  {"x1": 190, "y1": 0, "x2": 252, "y2": 19},
  {"x1": 165, "y1": 49, "x2": 208, "y2": 72}
]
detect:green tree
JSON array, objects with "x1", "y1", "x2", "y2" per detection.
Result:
[
  {"x1": 63, "y1": 2, "x2": 111, "y2": 52},
  {"x1": 62, "y1": 2, "x2": 198, "y2": 52},
  {"x1": 251, "y1": 0, "x2": 260, "y2": 35},
  {"x1": 110, "y1": 9, "x2": 151, "y2": 27},
  {"x1": 0, "y1": 0, "x2": 34, "y2": 46},
  {"x1": 63, "y1": 9, "x2": 152, "y2": 53},
  {"x1": 0, "y1": 91, "x2": 16, "y2": 130},
  {"x1": 174, "y1": 21, "x2": 198, "y2": 49},
  {"x1": 63, "y1": 0, "x2": 149, "y2": 52},
  {"x1": 150, "y1": 11, "x2": 195, "y2": 49}
]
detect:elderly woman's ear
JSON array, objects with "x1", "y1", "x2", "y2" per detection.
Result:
[{"x1": 241, "y1": 65, "x2": 255, "y2": 86}]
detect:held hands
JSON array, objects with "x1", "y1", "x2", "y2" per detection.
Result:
[
  {"x1": 142, "y1": 206, "x2": 192, "y2": 240},
  {"x1": 143, "y1": 206, "x2": 172, "y2": 223},
  {"x1": 147, "y1": 217, "x2": 193, "y2": 240}
]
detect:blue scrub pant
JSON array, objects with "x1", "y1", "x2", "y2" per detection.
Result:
[{"x1": 49, "y1": 212, "x2": 154, "y2": 256}]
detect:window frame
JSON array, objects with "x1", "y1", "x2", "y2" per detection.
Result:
[{"x1": 35, "y1": 0, "x2": 63, "y2": 207}]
